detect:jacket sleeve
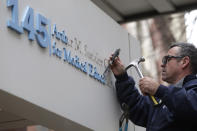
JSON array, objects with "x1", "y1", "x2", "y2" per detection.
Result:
[
  {"x1": 115, "y1": 72, "x2": 152, "y2": 127},
  {"x1": 155, "y1": 82, "x2": 197, "y2": 122}
]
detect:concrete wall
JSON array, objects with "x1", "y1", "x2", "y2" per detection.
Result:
[{"x1": 0, "y1": 0, "x2": 142, "y2": 130}]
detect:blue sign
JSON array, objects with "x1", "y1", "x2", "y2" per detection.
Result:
[{"x1": 6, "y1": 0, "x2": 106, "y2": 84}]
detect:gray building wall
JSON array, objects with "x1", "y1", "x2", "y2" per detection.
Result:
[{"x1": 0, "y1": 0, "x2": 143, "y2": 130}]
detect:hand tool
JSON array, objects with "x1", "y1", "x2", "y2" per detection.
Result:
[
  {"x1": 125, "y1": 57, "x2": 159, "y2": 105},
  {"x1": 103, "y1": 48, "x2": 120, "y2": 77}
]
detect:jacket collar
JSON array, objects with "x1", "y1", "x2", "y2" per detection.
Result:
[
  {"x1": 183, "y1": 74, "x2": 197, "y2": 86},
  {"x1": 172, "y1": 78, "x2": 184, "y2": 88}
]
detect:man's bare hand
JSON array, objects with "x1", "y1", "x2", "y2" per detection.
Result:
[
  {"x1": 139, "y1": 77, "x2": 160, "y2": 96},
  {"x1": 109, "y1": 55, "x2": 125, "y2": 76}
]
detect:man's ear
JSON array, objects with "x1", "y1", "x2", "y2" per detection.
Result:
[{"x1": 181, "y1": 56, "x2": 190, "y2": 69}]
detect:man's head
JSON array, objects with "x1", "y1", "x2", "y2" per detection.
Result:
[{"x1": 161, "y1": 42, "x2": 197, "y2": 84}]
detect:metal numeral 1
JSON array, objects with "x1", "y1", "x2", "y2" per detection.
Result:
[{"x1": 7, "y1": 0, "x2": 23, "y2": 34}]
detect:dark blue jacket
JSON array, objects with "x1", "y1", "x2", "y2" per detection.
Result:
[{"x1": 115, "y1": 73, "x2": 197, "y2": 131}]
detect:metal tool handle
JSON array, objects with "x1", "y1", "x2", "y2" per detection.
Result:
[
  {"x1": 103, "y1": 49, "x2": 120, "y2": 77},
  {"x1": 135, "y1": 66, "x2": 159, "y2": 105},
  {"x1": 135, "y1": 66, "x2": 144, "y2": 78}
]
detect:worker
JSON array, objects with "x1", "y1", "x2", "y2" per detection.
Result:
[{"x1": 110, "y1": 42, "x2": 197, "y2": 131}]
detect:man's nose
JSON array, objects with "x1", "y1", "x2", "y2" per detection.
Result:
[{"x1": 161, "y1": 63, "x2": 166, "y2": 68}]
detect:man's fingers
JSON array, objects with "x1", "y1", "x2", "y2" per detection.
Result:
[
  {"x1": 139, "y1": 78, "x2": 149, "y2": 95},
  {"x1": 139, "y1": 78, "x2": 145, "y2": 87},
  {"x1": 140, "y1": 86, "x2": 147, "y2": 96}
]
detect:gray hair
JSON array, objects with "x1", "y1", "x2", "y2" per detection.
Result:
[{"x1": 170, "y1": 42, "x2": 197, "y2": 74}]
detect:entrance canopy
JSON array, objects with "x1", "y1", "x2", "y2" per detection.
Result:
[{"x1": 91, "y1": 0, "x2": 197, "y2": 23}]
